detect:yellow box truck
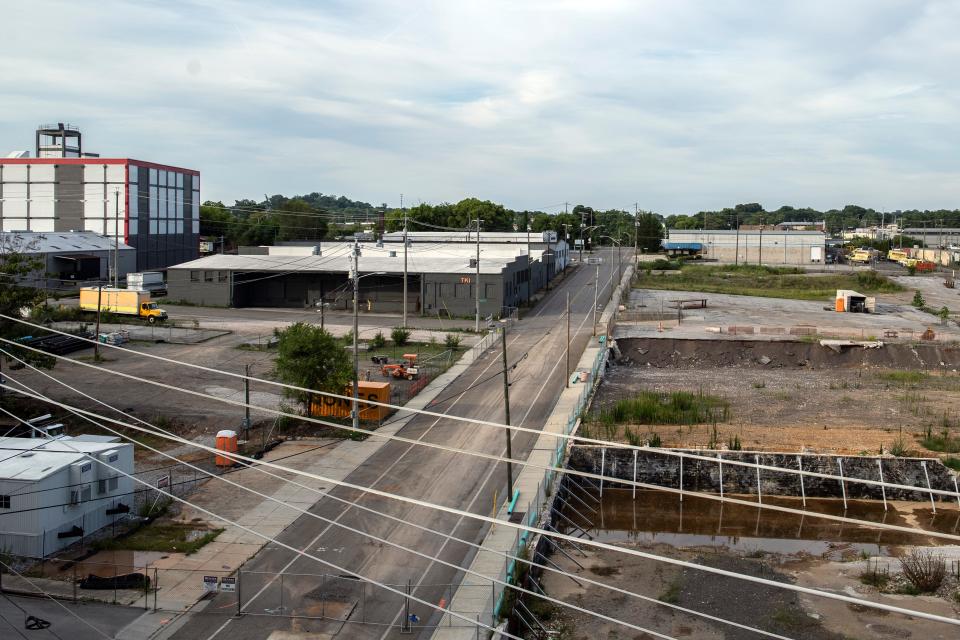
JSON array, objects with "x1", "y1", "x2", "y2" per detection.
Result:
[{"x1": 79, "y1": 288, "x2": 168, "y2": 323}]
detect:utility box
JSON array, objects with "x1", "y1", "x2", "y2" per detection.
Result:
[{"x1": 835, "y1": 289, "x2": 875, "y2": 313}]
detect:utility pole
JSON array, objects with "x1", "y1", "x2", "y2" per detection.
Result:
[
  {"x1": 565, "y1": 291, "x2": 571, "y2": 388},
  {"x1": 592, "y1": 264, "x2": 599, "y2": 337},
  {"x1": 220, "y1": 235, "x2": 224, "y2": 254},
  {"x1": 634, "y1": 203, "x2": 639, "y2": 270},
  {"x1": 734, "y1": 214, "x2": 740, "y2": 265},
  {"x1": 579, "y1": 224, "x2": 585, "y2": 263},
  {"x1": 526, "y1": 221, "x2": 532, "y2": 306},
  {"x1": 351, "y1": 238, "x2": 360, "y2": 433},
  {"x1": 94, "y1": 285, "x2": 103, "y2": 360},
  {"x1": 113, "y1": 189, "x2": 120, "y2": 288},
  {"x1": 474, "y1": 218, "x2": 482, "y2": 333},
  {"x1": 402, "y1": 211, "x2": 408, "y2": 328},
  {"x1": 500, "y1": 325, "x2": 513, "y2": 495},
  {"x1": 758, "y1": 217, "x2": 764, "y2": 266},
  {"x1": 243, "y1": 363, "x2": 251, "y2": 441}
]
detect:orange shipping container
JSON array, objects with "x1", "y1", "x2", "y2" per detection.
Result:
[
  {"x1": 310, "y1": 381, "x2": 391, "y2": 421},
  {"x1": 215, "y1": 429, "x2": 238, "y2": 467}
]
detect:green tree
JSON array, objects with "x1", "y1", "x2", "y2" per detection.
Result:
[
  {"x1": 635, "y1": 213, "x2": 665, "y2": 253},
  {"x1": 273, "y1": 323, "x2": 351, "y2": 415},
  {"x1": 0, "y1": 242, "x2": 55, "y2": 369},
  {"x1": 912, "y1": 290, "x2": 926, "y2": 308}
]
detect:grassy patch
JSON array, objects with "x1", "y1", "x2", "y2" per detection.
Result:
[
  {"x1": 942, "y1": 457, "x2": 960, "y2": 471},
  {"x1": 595, "y1": 390, "x2": 730, "y2": 426},
  {"x1": 877, "y1": 371, "x2": 930, "y2": 385},
  {"x1": 658, "y1": 579, "x2": 682, "y2": 604},
  {"x1": 94, "y1": 524, "x2": 223, "y2": 554},
  {"x1": 634, "y1": 264, "x2": 902, "y2": 301},
  {"x1": 918, "y1": 429, "x2": 960, "y2": 454}
]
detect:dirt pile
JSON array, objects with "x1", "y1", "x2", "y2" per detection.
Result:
[{"x1": 618, "y1": 337, "x2": 960, "y2": 370}]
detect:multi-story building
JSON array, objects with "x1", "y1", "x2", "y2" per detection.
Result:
[{"x1": 0, "y1": 124, "x2": 199, "y2": 271}]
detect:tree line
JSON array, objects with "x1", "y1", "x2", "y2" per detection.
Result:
[{"x1": 666, "y1": 203, "x2": 960, "y2": 234}]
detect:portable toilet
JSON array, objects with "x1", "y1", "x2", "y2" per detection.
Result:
[{"x1": 215, "y1": 430, "x2": 238, "y2": 467}]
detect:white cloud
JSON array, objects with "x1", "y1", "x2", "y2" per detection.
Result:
[{"x1": 0, "y1": 0, "x2": 957, "y2": 214}]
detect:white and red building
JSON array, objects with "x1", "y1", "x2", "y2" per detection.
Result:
[{"x1": 1, "y1": 124, "x2": 200, "y2": 270}]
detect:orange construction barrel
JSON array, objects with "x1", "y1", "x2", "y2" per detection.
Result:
[
  {"x1": 215, "y1": 430, "x2": 238, "y2": 467},
  {"x1": 835, "y1": 297, "x2": 845, "y2": 312}
]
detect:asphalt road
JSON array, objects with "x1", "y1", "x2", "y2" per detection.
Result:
[
  {"x1": 0, "y1": 593, "x2": 143, "y2": 640},
  {"x1": 169, "y1": 250, "x2": 623, "y2": 640}
]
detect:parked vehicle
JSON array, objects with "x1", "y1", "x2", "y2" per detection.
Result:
[
  {"x1": 79, "y1": 287, "x2": 168, "y2": 323},
  {"x1": 126, "y1": 271, "x2": 166, "y2": 296},
  {"x1": 849, "y1": 248, "x2": 874, "y2": 264}
]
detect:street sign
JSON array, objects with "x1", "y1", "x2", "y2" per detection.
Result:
[
  {"x1": 202, "y1": 575, "x2": 219, "y2": 593},
  {"x1": 221, "y1": 577, "x2": 236, "y2": 593}
]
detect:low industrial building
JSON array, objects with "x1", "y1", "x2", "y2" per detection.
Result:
[
  {"x1": 166, "y1": 239, "x2": 565, "y2": 316},
  {"x1": 666, "y1": 228, "x2": 827, "y2": 265},
  {"x1": 0, "y1": 230, "x2": 136, "y2": 291},
  {"x1": 1, "y1": 123, "x2": 200, "y2": 271},
  {"x1": 0, "y1": 436, "x2": 134, "y2": 558}
]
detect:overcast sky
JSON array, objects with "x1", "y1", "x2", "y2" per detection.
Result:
[{"x1": 1, "y1": 1, "x2": 957, "y2": 215}]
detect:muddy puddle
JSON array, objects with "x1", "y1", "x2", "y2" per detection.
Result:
[{"x1": 559, "y1": 488, "x2": 960, "y2": 555}]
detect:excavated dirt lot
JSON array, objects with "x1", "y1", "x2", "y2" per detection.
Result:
[{"x1": 594, "y1": 337, "x2": 960, "y2": 454}]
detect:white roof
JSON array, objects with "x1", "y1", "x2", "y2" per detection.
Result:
[
  {"x1": 0, "y1": 231, "x2": 134, "y2": 254},
  {"x1": 0, "y1": 437, "x2": 128, "y2": 482},
  {"x1": 171, "y1": 243, "x2": 539, "y2": 275},
  {"x1": 382, "y1": 231, "x2": 559, "y2": 244}
]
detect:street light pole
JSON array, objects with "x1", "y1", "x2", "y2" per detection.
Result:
[
  {"x1": 351, "y1": 238, "x2": 360, "y2": 433},
  {"x1": 500, "y1": 325, "x2": 513, "y2": 495},
  {"x1": 402, "y1": 211, "x2": 408, "y2": 328},
  {"x1": 592, "y1": 264, "x2": 599, "y2": 337}
]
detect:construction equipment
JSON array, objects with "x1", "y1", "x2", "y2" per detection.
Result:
[{"x1": 379, "y1": 353, "x2": 419, "y2": 380}]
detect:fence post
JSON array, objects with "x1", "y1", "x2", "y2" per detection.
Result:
[
  {"x1": 74, "y1": 565, "x2": 78, "y2": 603},
  {"x1": 153, "y1": 568, "x2": 158, "y2": 611},
  {"x1": 717, "y1": 454, "x2": 723, "y2": 499},
  {"x1": 321, "y1": 574, "x2": 326, "y2": 618},
  {"x1": 143, "y1": 565, "x2": 148, "y2": 610},
  {"x1": 922, "y1": 461, "x2": 936, "y2": 513},
  {"x1": 280, "y1": 573, "x2": 284, "y2": 614},
  {"x1": 599, "y1": 448, "x2": 605, "y2": 497},
  {"x1": 755, "y1": 454, "x2": 762, "y2": 504},
  {"x1": 954, "y1": 477, "x2": 960, "y2": 509},
  {"x1": 237, "y1": 569, "x2": 242, "y2": 617},
  {"x1": 837, "y1": 458, "x2": 847, "y2": 510},
  {"x1": 632, "y1": 449, "x2": 637, "y2": 500},
  {"x1": 797, "y1": 455, "x2": 806, "y2": 507},
  {"x1": 877, "y1": 459, "x2": 888, "y2": 511},
  {"x1": 679, "y1": 455, "x2": 683, "y2": 503}
]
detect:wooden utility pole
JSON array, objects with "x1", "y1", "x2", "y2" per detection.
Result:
[
  {"x1": 94, "y1": 285, "x2": 103, "y2": 360},
  {"x1": 500, "y1": 325, "x2": 513, "y2": 495}
]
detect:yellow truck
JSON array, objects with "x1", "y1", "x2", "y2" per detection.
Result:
[
  {"x1": 848, "y1": 248, "x2": 874, "y2": 264},
  {"x1": 79, "y1": 287, "x2": 168, "y2": 323},
  {"x1": 887, "y1": 249, "x2": 910, "y2": 264}
]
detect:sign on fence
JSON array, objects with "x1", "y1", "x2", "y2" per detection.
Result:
[
  {"x1": 156, "y1": 475, "x2": 170, "y2": 490},
  {"x1": 202, "y1": 575, "x2": 219, "y2": 593},
  {"x1": 221, "y1": 577, "x2": 236, "y2": 593}
]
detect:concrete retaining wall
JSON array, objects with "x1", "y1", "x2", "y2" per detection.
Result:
[{"x1": 568, "y1": 446, "x2": 959, "y2": 502}]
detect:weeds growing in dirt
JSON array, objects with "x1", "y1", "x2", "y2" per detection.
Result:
[
  {"x1": 594, "y1": 390, "x2": 730, "y2": 426},
  {"x1": 942, "y1": 457, "x2": 960, "y2": 471},
  {"x1": 877, "y1": 371, "x2": 929, "y2": 385},
  {"x1": 859, "y1": 562, "x2": 891, "y2": 589},
  {"x1": 919, "y1": 424, "x2": 960, "y2": 454},
  {"x1": 727, "y1": 434, "x2": 742, "y2": 450},
  {"x1": 899, "y1": 549, "x2": 947, "y2": 593}
]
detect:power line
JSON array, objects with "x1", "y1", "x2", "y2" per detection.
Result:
[
  {"x1": 0, "y1": 401, "x2": 529, "y2": 640},
  {"x1": 1, "y1": 371, "x2": 688, "y2": 640},
  {"x1": 3, "y1": 315, "x2": 957, "y2": 505},
  {"x1": 3, "y1": 384, "x2": 957, "y2": 628}
]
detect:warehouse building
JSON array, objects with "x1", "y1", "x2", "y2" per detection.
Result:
[
  {"x1": 666, "y1": 228, "x2": 827, "y2": 265},
  {"x1": 166, "y1": 241, "x2": 553, "y2": 316},
  {"x1": 0, "y1": 436, "x2": 134, "y2": 558},
  {"x1": 0, "y1": 230, "x2": 136, "y2": 291},
  {"x1": 0, "y1": 124, "x2": 200, "y2": 271},
  {"x1": 382, "y1": 230, "x2": 570, "y2": 274}
]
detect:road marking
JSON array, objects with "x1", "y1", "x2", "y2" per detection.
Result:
[
  {"x1": 203, "y1": 254, "x2": 619, "y2": 640},
  {"x1": 377, "y1": 258, "x2": 616, "y2": 636}
]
